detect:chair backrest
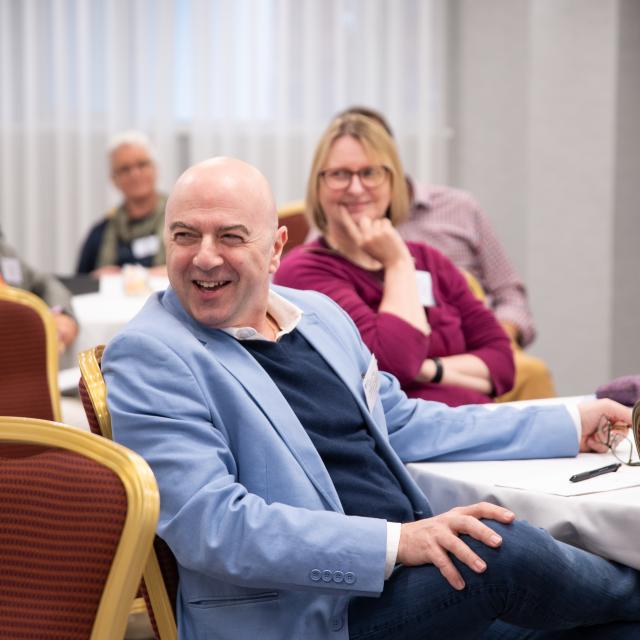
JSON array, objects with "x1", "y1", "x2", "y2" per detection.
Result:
[
  {"x1": 0, "y1": 285, "x2": 62, "y2": 421},
  {"x1": 460, "y1": 268, "x2": 487, "y2": 302},
  {"x1": 0, "y1": 416, "x2": 158, "y2": 640},
  {"x1": 277, "y1": 199, "x2": 309, "y2": 254},
  {"x1": 78, "y1": 346, "x2": 178, "y2": 640}
]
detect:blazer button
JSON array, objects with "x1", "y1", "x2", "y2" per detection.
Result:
[
  {"x1": 331, "y1": 616, "x2": 344, "y2": 631},
  {"x1": 310, "y1": 569, "x2": 321, "y2": 582},
  {"x1": 344, "y1": 572, "x2": 356, "y2": 584},
  {"x1": 322, "y1": 570, "x2": 332, "y2": 582},
  {"x1": 333, "y1": 571, "x2": 344, "y2": 583}
]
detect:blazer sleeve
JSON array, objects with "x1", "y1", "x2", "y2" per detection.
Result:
[
  {"x1": 103, "y1": 331, "x2": 387, "y2": 597},
  {"x1": 377, "y1": 371, "x2": 579, "y2": 462},
  {"x1": 471, "y1": 205, "x2": 536, "y2": 347}
]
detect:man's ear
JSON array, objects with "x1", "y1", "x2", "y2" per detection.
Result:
[{"x1": 269, "y1": 226, "x2": 288, "y2": 273}]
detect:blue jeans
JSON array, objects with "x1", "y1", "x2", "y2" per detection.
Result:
[{"x1": 348, "y1": 520, "x2": 640, "y2": 639}]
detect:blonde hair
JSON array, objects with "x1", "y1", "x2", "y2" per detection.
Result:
[{"x1": 305, "y1": 114, "x2": 409, "y2": 232}]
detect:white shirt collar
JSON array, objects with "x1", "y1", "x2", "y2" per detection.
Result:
[{"x1": 221, "y1": 289, "x2": 303, "y2": 341}]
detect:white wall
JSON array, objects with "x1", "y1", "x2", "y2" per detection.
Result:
[
  {"x1": 612, "y1": 0, "x2": 640, "y2": 378},
  {"x1": 449, "y1": 0, "x2": 640, "y2": 395}
]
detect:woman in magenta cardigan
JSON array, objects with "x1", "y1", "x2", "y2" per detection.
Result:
[{"x1": 274, "y1": 114, "x2": 514, "y2": 406}]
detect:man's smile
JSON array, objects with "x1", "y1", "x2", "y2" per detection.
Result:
[{"x1": 193, "y1": 279, "x2": 231, "y2": 291}]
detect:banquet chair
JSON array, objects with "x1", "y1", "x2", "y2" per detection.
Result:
[
  {"x1": 0, "y1": 416, "x2": 159, "y2": 640},
  {"x1": 78, "y1": 345, "x2": 178, "y2": 640},
  {"x1": 460, "y1": 269, "x2": 556, "y2": 402},
  {"x1": 277, "y1": 199, "x2": 309, "y2": 254},
  {"x1": 0, "y1": 284, "x2": 61, "y2": 421},
  {"x1": 460, "y1": 269, "x2": 486, "y2": 302}
]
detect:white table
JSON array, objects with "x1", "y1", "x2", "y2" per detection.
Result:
[
  {"x1": 67, "y1": 292, "x2": 151, "y2": 354},
  {"x1": 60, "y1": 276, "x2": 169, "y2": 367},
  {"x1": 408, "y1": 451, "x2": 640, "y2": 570},
  {"x1": 58, "y1": 276, "x2": 168, "y2": 387}
]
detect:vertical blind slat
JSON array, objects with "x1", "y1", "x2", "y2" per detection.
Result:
[
  {"x1": 0, "y1": 0, "x2": 445, "y2": 273},
  {"x1": 23, "y1": 0, "x2": 38, "y2": 259},
  {"x1": 0, "y1": 1, "x2": 16, "y2": 244}
]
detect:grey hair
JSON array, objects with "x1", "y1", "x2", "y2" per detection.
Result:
[{"x1": 107, "y1": 130, "x2": 156, "y2": 160}]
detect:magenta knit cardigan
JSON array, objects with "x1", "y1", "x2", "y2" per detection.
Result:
[{"x1": 274, "y1": 238, "x2": 515, "y2": 406}]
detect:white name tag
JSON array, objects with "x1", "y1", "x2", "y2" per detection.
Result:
[
  {"x1": 363, "y1": 355, "x2": 380, "y2": 413},
  {"x1": 416, "y1": 270, "x2": 435, "y2": 307},
  {"x1": 1, "y1": 257, "x2": 23, "y2": 285},
  {"x1": 131, "y1": 234, "x2": 160, "y2": 260}
]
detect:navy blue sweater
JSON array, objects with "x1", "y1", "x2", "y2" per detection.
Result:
[{"x1": 242, "y1": 329, "x2": 415, "y2": 523}]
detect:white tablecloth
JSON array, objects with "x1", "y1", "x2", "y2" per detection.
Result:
[
  {"x1": 59, "y1": 292, "x2": 154, "y2": 387},
  {"x1": 60, "y1": 276, "x2": 169, "y2": 371},
  {"x1": 408, "y1": 452, "x2": 640, "y2": 570}
]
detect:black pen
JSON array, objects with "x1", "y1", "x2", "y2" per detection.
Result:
[{"x1": 569, "y1": 463, "x2": 622, "y2": 483}]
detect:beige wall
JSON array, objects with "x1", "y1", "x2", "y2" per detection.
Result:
[{"x1": 448, "y1": 0, "x2": 640, "y2": 395}]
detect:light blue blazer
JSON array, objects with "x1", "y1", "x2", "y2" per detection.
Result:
[{"x1": 103, "y1": 286, "x2": 577, "y2": 640}]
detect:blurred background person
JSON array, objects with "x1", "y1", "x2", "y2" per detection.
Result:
[
  {"x1": 76, "y1": 130, "x2": 167, "y2": 278},
  {"x1": 332, "y1": 106, "x2": 556, "y2": 402},
  {"x1": 1, "y1": 229, "x2": 78, "y2": 353},
  {"x1": 275, "y1": 113, "x2": 514, "y2": 406}
]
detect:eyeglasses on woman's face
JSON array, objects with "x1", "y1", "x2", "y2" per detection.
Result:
[
  {"x1": 318, "y1": 165, "x2": 390, "y2": 191},
  {"x1": 596, "y1": 416, "x2": 640, "y2": 466}
]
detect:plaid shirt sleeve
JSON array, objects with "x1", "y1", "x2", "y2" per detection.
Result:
[
  {"x1": 398, "y1": 184, "x2": 536, "y2": 347},
  {"x1": 471, "y1": 203, "x2": 536, "y2": 347}
]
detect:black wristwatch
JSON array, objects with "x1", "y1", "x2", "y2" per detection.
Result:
[{"x1": 430, "y1": 357, "x2": 444, "y2": 384}]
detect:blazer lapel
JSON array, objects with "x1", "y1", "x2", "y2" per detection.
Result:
[
  {"x1": 162, "y1": 288, "x2": 379, "y2": 513},
  {"x1": 195, "y1": 328, "x2": 343, "y2": 513}
]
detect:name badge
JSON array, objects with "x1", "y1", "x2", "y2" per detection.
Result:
[
  {"x1": 363, "y1": 355, "x2": 380, "y2": 413},
  {"x1": 1, "y1": 257, "x2": 23, "y2": 285},
  {"x1": 416, "y1": 270, "x2": 435, "y2": 307},
  {"x1": 131, "y1": 234, "x2": 160, "y2": 260}
]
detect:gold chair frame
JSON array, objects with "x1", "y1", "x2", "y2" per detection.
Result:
[
  {"x1": 0, "y1": 284, "x2": 62, "y2": 421},
  {"x1": 78, "y1": 346, "x2": 178, "y2": 640},
  {"x1": 0, "y1": 416, "x2": 159, "y2": 640}
]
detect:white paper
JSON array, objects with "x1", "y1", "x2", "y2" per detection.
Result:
[
  {"x1": 415, "y1": 270, "x2": 435, "y2": 307},
  {"x1": 495, "y1": 453, "x2": 640, "y2": 496},
  {"x1": 131, "y1": 234, "x2": 161, "y2": 259}
]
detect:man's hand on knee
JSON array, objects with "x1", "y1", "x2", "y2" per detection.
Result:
[{"x1": 397, "y1": 502, "x2": 516, "y2": 591}]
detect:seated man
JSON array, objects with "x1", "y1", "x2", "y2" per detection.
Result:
[
  {"x1": 103, "y1": 157, "x2": 639, "y2": 640},
  {"x1": 76, "y1": 130, "x2": 167, "y2": 277},
  {"x1": 0, "y1": 230, "x2": 78, "y2": 352},
  {"x1": 338, "y1": 106, "x2": 556, "y2": 402}
]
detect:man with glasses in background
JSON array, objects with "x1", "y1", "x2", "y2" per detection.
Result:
[{"x1": 76, "y1": 130, "x2": 167, "y2": 277}]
